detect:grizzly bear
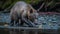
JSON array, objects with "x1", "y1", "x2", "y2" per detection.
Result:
[{"x1": 10, "y1": 1, "x2": 37, "y2": 26}]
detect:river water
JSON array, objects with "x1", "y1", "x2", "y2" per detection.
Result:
[
  {"x1": 0, "y1": 12, "x2": 60, "y2": 34},
  {"x1": 0, "y1": 12, "x2": 60, "y2": 29},
  {"x1": 0, "y1": 13, "x2": 10, "y2": 23}
]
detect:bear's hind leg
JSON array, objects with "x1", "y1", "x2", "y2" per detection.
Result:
[
  {"x1": 15, "y1": 19, "x2": 20, "y2": 26},
  {"x1": 10, "y1": 19, "x2": 14, "y2": 26}
]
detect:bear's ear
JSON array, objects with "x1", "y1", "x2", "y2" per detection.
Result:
[{"x1": 30, "y1": 9, "x2": 33, "y2": 13}]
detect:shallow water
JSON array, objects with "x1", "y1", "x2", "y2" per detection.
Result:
[
  {"x1": 0, "y1": 12, "x2": 60, "y2": 34},
  {"x1": 0, "y1": 12, "x2": 60, "y2": 29},
  {"x1": 0, "y1": 13, "x2": 10, "y2": 23}
]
